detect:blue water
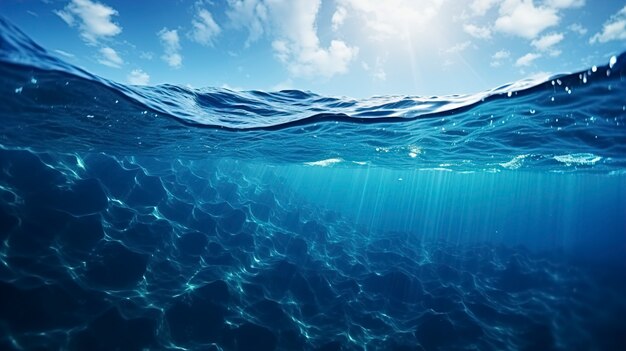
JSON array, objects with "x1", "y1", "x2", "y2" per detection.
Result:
[{"x1": 0, "y1": 17, "x2": 625, "y2": 350}]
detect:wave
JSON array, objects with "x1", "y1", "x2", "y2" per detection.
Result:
[{"x1": 1, "y1": 17, "x2": 625, "y2": 172}]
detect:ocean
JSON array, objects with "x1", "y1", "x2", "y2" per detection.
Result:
[{"x1": 1, "y1": 17, "x2": 625, "y2": 350}]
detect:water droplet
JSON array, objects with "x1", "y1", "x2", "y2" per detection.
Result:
[
  {"x1": 507, "y1": 91, "x2": 512, "y2": 97},
  {"x1": 592, "y1": 65, "x2": 597, "y2": 72},
  {"x1": 530, "y1": 109, "x2": 536, "y2": 114},
  {"x1": 86, "y1": 114, "x2": 94, "y2": 118},
  {"x1": 30, "y1": 77, "x2": 37, "y2": 84},
  {"x1": 14, "y1": 87, "x2": 23, "y2": 94},
  {"x1": 609, "y1": 55, "x2": 617, "y2": 69}
]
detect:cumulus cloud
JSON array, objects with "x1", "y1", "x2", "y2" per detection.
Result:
[
  {"x1": 445, "y1": 41, "x2": 472, "y2": 54},
  {"x1": 463, "y1": 24, "x2": 492, "y2": 39},
  {"x1": 98, "y1": 46, "x2": 123, "y2": 67},
  {"x1": 54, "y1": 0, "x2": 121, "y2": 44},
  {"x1": 226, "y1": 0, "x2": 269, "y2": 46},
  {"x1": 271, "y1": 0, "x2": 357, "y2": 78},
  {"x1": 337, "y1": 0, "x2": 443, "y2": 40},
  {"x1": 490, "y1": 49, "x2": 510, "y2": 67},
  {"x1": 544, "y1": 0, "x2": 585, "y2": 9},
  {"x1": 332, "y1": 6, "x2": 347, "y2": 31},
  {"x1": 362, "y1": 55, "x2": 387, "y2": 81},
  {"x1": 470, "y1": 0, "x2": 500, "y2": 16},
  {"x1": 515, "y1": 52, "x2": 541, "y2": 66},
  {"x1": 139, "y1": 51, "x2": 154, "y2": 60},
  {"x1": 373, "y1": 69, "x2": 386, "y2": 81},
  {"x1": 568, "y1": 23, "x2": 587, "y2": 35},
  {"x1": 158, "y1": 28, "x2": 182, "y2": 69},
  {"x1": 494, "y1": 0, "x2": 559, "y2": 39},
  {"x1": 127, "y1": 69, "x2": 150, "y2": 85},
  {"x1": 228, "y1": 0, "x2": 358, "y2": 79},
  {"x1": 531, "y1": 32, "x2": 564, "y2": 51},
  {"x1": 493, "y1": 50, "x2": 510, "y2": 60},
  {"x1": 190, "y1": 8, "x2": 221, "y2": 46},
  {"x1": 590, "y1": 5, "x2": 626, "y2": 43}
]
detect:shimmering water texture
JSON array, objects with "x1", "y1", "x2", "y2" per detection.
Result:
[
  {"x1": 2, "y1": 19, "x2": 626, "y2": 172},
  {"x1": 1, "y1": 17, "x2": 626, "y2": 351}
]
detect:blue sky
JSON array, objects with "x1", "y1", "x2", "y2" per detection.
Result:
[{"x1": 4, "y1": 0, "x2": 626, "y2": 97}]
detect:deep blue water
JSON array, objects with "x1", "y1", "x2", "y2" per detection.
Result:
[{"x1": 1, "y1": 17, "x2": 626, "y2": 351}]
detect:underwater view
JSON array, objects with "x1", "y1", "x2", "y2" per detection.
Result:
[{"x1": 1, "y1": 1, "x2": 626, "y2": 350}]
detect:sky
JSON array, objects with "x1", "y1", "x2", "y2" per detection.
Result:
[{"x1": 3, "y1": 0, "x2": 626, "y2": 97}]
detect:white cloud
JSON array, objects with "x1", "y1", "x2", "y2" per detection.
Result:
[
  {"x1": 54, "y1": 0, "x2": 121, "y2": 44},
  {"x1": 271, "y1": 40, "x2": 289, "y2": 62},
  {"x1": 544, "y1": 0, "x2": 584, "y2": 9},
  {"x1": 494, "y1": 0, "x2": 559, "y2": 39},
  {"x1": 515, "y1": 52, "x2": 541, "y2": 66},
  {"x1": 568, "y1": 23, "x2": 587, "y2": 35},
  {"x1": 470, "y1": 0, "x2": 501, "y2": 16},
  {"x1": 531, "y1": 32, "x2": 563, "y2": 51},
  {"x1": 226, "y1": 0, "x2": 269, "y2": 46},
  {"x1": 332, "y1": 6, "x2": 347, "y2": 31},
  {"x1": 228, "y1": 0, "x2": 358, "y2": 79},
  {"x1": 590, "y1": 6, "x2": 626, "y2": 44},
  {"x1": 158, "y1": 28, "x2": 182, "y2": 69},
  {"x1": 445, "y1": 41, "x2": 472, "y2": 54},
  {"x1": 362, "y1": 56, "x2": 387, "y2": 81},
  {"x1": 336, "y1": 0, "x2": 443, "y2": 40},
  {"x1": 373, "y1": 69, "x2": 386, "y2": 81},
  {"x1": 463, "y1": 24, "x2": 492, "y2": 39},
  {"x1": 548, "y1": 49, "x2": 561, "y2": 57},
  {"x1": 98, "y1": 46, "x2": 123, "y2": 67},
  {"x1": 490, "y1": 49, "x2": 510, "y2": 66},
  {"x1": 139, "y1": 51, "x2": 154, "y2": 60},
  {"x1": 127, "y1": 69, "x2": 150, "y2": 85},
  {"x1": 492, "y1": 50, "x2": 511, "y2": 60},
  {"x1": 190, "y1": 8, "x2": 221, "y2": 46}
]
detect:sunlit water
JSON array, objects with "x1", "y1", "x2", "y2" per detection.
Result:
[{"x1": 1, "y1": 18, "x2": 625, "y2": 351}]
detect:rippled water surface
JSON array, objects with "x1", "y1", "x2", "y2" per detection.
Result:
[{"x1": 1, "y1": 18, "x2": 625, "y2": 351}]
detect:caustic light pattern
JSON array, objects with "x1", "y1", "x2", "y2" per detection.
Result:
[{"x1": 1, "y1": 17, "x2": 626, "y2": 351}]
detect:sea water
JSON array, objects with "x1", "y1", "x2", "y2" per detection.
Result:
[{"x1": 0, "y1": 18, "x2": 625, "y2": 350}]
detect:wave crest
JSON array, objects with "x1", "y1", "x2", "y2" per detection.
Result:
[{"x1": 1, "y1": 17, "x2": 625, "y2": 172}]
